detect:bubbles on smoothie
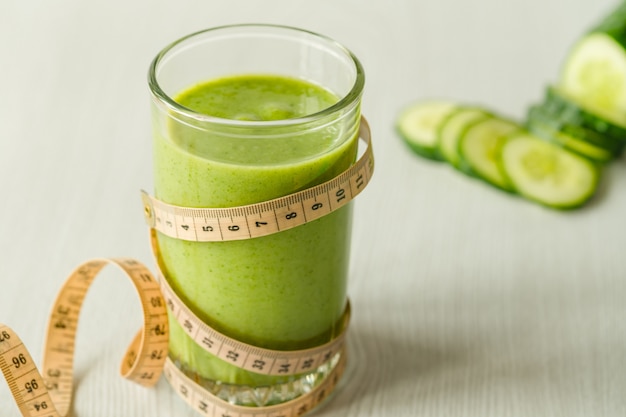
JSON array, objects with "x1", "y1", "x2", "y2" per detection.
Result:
[
  {"x1": 302, "y1": 95, "x2": 330, "y2": 116},
  {"x1": 233, "y1": 113, "x2": 263, "y2": 121},
  {"x1": 259, "y1": 102, "x2": 297, "y2": 120}
]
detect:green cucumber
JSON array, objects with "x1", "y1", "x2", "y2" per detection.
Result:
[
  {"x1": 530, "y1": 123, "x2": 614, "y2": 163},
  {"x1": 543, "y1": 86, "x2": 626, "y2": 143},
  {"x1": 500, "y1": 132, "x2": 600, "y2": 209},
  {"x1": 560, "y1": 33, "x2": 626, "y2": 128},
  {"x1": 559, "y1": 2, "x2": 626, "y2": 130},
  {"x1": 437, "y1": 107, "x2": 491, "y2": 169},
  {"x1": 526, "y1": 105, "x2": 617, "y2": 162},
  {"x1": 527, "y1": 101, "x2": 625, "y2": 154},
  {"x1": 589, "y1": 0, "x2": 626, "y2": 44},
  {"x1": 396, "y1": 101, "x2": 458, "y2": 160},
  {"x1": 458, "y1": 117, "x2": 521, "y2": 191}
]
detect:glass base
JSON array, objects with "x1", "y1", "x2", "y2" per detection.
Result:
[{"x1": 171, "y1": 351, "x2": 343, "y2": 407}]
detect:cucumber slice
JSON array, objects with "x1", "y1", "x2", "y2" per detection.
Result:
[
  {"x1": 500, "y1": 132, "x2": 600, "y2": 209},
  {"x1": 543, "y1": 86, "x2": 626, "y2": 143},
  {"x1": 458, "y1": 117, "x2": 521, "y2": 190},
  {"x1": 526, "y1": 106, "x2": 616, "y2": 162},
  {"x1": 437, "y1": 107, "x2": 491, "y2": 169},
  {"x1": 396, "y1": 101, "x2": 458, "y2": 160},
  {"x1": 560, "y1": 32, "x2": 626, "y2": 128}
]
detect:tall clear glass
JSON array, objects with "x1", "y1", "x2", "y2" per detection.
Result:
[{"x1": 148, "y1": 24, "x2": 364, "y2": 406}]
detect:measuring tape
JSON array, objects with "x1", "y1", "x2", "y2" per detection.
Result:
[
  {"x1": 156, "y1": 251, "x2": 350, "y2": 377},
  {"x1": 0, "y1": 258, "x2": 348, "y2": 417},
  {"x1": 142, "y1": 118, "x2": 373, "y2": 242},
  {"x1": 0, "y1": 118, "x2": 374, "y2": 417},
  {"x1": 1, "y1": 258, "x2": 169, "y2": 417}
]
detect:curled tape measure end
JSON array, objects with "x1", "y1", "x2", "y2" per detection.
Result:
[
  {"x1": 38, "y1": 258, "x2": 168, "y2": 417},
  {"x1": 1, "y1": 256, "x2": 350, "y2": 417}
]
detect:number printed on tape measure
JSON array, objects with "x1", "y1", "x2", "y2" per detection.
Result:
[
  {"x1": 1, "y1": 258, "x2": 169, "y2": 417},
  {"x1": 0, "y1": 327, "x2": 59, "y2": 417},
  {"x1": 152, "y1": 254, "x2": 350, "y2": 377},
  {"x1": 1, "y1": 257, "x2": 350, "y2": 417},
  {"x1": 142, "y1": 118, "x2": 374, "y2": 242}
]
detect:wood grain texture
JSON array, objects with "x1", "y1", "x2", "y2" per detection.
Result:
[{"x1": 2, "y1": 0, "x2": 626, "y2": 416}]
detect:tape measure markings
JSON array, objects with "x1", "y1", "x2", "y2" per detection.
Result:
[
  {"x1": 1, "y1": 324, "x2": 60, "y2": 417},
  {"x1": 1, "y1": 256, "x2": 351, "y2": 417},
  {"x1": 0, "y1": 258, "x2": 168, "y2": 417},
  {"x1": 39, "y1": 258, "x2": 169, "y2": 417},
  {"x1": 156, "y1": 261, "x2": 349, "y2": 377},
  {"x1": 142, "y1": 118, "x2": 373, "y2": 242},
  {"x1": 2, "y1": 119, "x2": 374, "y2": 416}
]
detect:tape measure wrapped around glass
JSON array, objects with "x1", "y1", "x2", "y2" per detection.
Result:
[
  {"x1": 0, "y1": 117, "x2": 374, "y2": 417},
  {"x1": 141, "y1": 117, "x2": 374, "y2": 242},
  {"x1": 153, "y1": 229, "x2": 352, "y2": 377},
  {"x1": 0, "y1": 258, "x2": 349, "y2": 417}
]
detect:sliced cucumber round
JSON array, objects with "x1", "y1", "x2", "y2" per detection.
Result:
[
  {"x1": 500, "y1": 132, "x2": 600, "y2": 209},
  {"x1": 560, "y1": 32, "x2": 626, "y2": 128},
  {"x1": 458, "y1": 117, "x2": 521, "y2": 191},
  {"x1": 437, "y1": 107, "x2": 491, "y2": 169},
  {"x1": 396, "y1": 101, "x2": 458, "y2": 160}
]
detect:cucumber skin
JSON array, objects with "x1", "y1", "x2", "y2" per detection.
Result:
[
  {"x1": 527, "y1": 103, "x2": 625, "y2": 154},
  {"x1": 397, "y1": 125, "x2": 446, "y2": 161},
  {"x1": 589, "y1": 1, "x2": 626, "y2": 48},
  {"x1": 498, "y1": 132, "x2": 602, "y2": 210},
  {"x1": 527, "y1": 121, "x2": 614, "y2": 164},
  {"x1": 526, "y1": 105, "x2": 622, "y2": 161},
  {"x1": 543, "y1": 87, "x2": 626, "y2": 144},
  {"x1": 401, "y1": 140, "x2": 445, "y2": 161}
]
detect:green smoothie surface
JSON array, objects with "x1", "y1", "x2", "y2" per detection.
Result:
[
  {"x1": 176, "y1": 74, "x2": 338, "y2": 121},
  {"x1": 153, "y1": 74, "x2": 358, "y2": 386}
]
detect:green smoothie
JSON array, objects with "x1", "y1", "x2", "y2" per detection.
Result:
[{"x1": 152, "y1": 74, "x2": 358, "y2": 386}]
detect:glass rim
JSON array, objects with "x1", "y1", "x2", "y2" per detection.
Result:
[{"x1": 147, "y1": 23, "x2": 365, "y2": 128}]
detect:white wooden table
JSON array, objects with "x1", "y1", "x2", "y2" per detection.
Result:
[{"x1": 2, "y1": 1, "x2": 625, "y2": 416}]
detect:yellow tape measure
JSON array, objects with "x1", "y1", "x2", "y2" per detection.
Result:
[
  {"x1": 142, "y1": 119, "x2": 373, "y2": 242},
  {"x1": 0, "y1": 258, "x2": 348, "y2": 417},
  {"x1": 0, "y1": 118, "x2": 374, "y2": 417},
  {"x1": 1, "y1": 258, "x2": 168, "y2": 417},
  {"x1": 157, "y1": 257, "x2": 350, "y2": 377}
]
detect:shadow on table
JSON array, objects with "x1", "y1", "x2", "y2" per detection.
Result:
[
  {"x1": 317, "y1": 319, "x2": 515, "y2": 416},
  {"x1": 314, "y1": 323, "x2": 463, "y2": 416}
]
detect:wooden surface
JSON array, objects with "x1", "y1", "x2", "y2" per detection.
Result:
[{"x1": 2, "y1": 0, "x2": 626, "y2": 416}]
